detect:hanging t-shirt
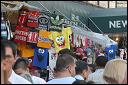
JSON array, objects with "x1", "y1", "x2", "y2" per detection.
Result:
[
  {"x1": 48, "y1": 47, "x2": 57, "y2": 80},
  {"x1": 71, "y1": 33, "x2": 74, "y2": 45},
  {"x1": 27, "y1": 29, "x2": 38, "y2": 43},
  {"x1": 85, "y1": 36, "x2": 89, "y2": 48},
  {"x1": 17, "y1": 44, "x2": 34, "y2": 58},
  {"x1": 27, "y1": 11, "x2": 40, "y2": 28},
  {"x1": 49, "y1": 27, "x2": 72, "y2": 53},
  {"x1": 1, "y1": 17, "x2": 8, "y2": 39},
  {"x1": 104, "y1": 45, "x2": 117, "y2": 61},
  {"x1": 33, "y1": 47, "x2": 48, "y2": 69},
  {"x1": 37, "y1": 30, "x2": 52, "y2": 48},
  {"x1": 18, "y1": 11, "x2": 28, "y2": 26},
  {"x1": 14, "y1": 26, "x2": 29, "y2": 44},
  {"x1": 38, "y1": 15, "x2": 49, "y2": 30}
]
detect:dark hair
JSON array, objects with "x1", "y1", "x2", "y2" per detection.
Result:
[
  {"x1": 95, "y1": 56, "x2": 108, "y2": 68},
  {"x1": 54, "y1": 54, "x2": 75, "y2": 72},
  {"x1": 58, "y1": 48, "x2": 77, "y2": 59},
  {"x1": 17, "y1": 49, "x2": 21, "y2": 57},
  {"x1": 13, "y1": 58, "x2": 29, "y2": 71},
  {"x1": 1, "y1": 40, "x2": 17, "y2": 57},
  {"x1": 72, "y1": 80, "x2": 87, "y2": 84},
  {"x1": 75, "y1": 60, "x2": 88, "y2": 74},
  {"x1": 72, "y1": 80, "x2": 95, "y2": 84}
]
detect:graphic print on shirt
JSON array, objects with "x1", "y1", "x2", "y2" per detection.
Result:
[
  {"x1": 27, "y1": 11, "x2": 40, "y2": 28},
  {"x1": 33, "y1": 47, "x2": 48, "y2": 69},
  {"x1": 38, "y1": 15, "x2": 50, "y2": 30},
  {"x1": 14, "y1": 26, "x2": 29, "y2": 44},
  {"x1": 55, "y1": 35, "x2": 65, "y2": 48},
  {"x1": 105, "y1": 45, "x2": 117, "y2": 60},
  {"x1": 49, "y1": 27, "x2": 72, "y2": 53},
  {"x1": 27, "y1": 29, "x2": 38, "y2": 43}
]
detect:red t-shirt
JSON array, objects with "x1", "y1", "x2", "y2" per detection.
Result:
[
  {"x1": 14, "y1": 26, "x2": 29, "y2": 44},
  {"x1": 18, "y1": 11, "x2": 28, "y2": 26},
  {"x1": 27, "y1": 29, "x2": 38, "y2": 43},
  {"x1": 27, "y1": 11, "x2": 40, "y2": 28}
]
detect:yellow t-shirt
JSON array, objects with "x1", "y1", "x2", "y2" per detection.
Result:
[
  {"x1": 49, "y1": 27, "x2": 72, "y2": 53},
  {"x1": 37, "y1": 30, "x2": 52, "y2": 48},
  {"x1": 17, "y1": 44, "x2": 34, "y2": 58}
]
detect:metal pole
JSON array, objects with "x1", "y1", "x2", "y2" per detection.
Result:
[{"x1": 37, "y1": 1, "x2": 52, "y2": 13}]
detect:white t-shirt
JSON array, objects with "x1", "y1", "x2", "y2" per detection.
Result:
[
  {"x1": 46, "y1": 77, "x2": 76, "y2": 84},
  {"x1": 87, "y1": 69, "x2": 107, "y2": 84},
  {"x1": 32, "y1": 76, "x2": 46, "y2": 84},
  {"x1": 74, "y1": 75, "x2": 84, "y2": 80},
  {"x1": 8, "y1": 70, "x2": 31, "y2": 84}
]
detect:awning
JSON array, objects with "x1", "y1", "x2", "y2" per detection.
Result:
[{"x1": 1, "y1": 1, "x2": 40, "y2": 12}]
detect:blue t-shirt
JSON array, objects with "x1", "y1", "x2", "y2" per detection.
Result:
[
  {"x1": 33, "y1": 47, "x2": 48, "y2": 69},
  {"x1": 105, "y1": 45, "x2": 117, "y2": 61}
]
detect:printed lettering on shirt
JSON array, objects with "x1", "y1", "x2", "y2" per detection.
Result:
[
  {"x1": 38, "y1": 36, "x2": 51, "y2": 42},
  {"x1": 14, "y1": 30, "x2": 28, "y2": 42},
  {"x1": 27, "y1": 32, "x2": 38, "y2": 43}
]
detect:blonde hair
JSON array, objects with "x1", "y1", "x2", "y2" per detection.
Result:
[{"x1": 103, "y1": 59, "x2": 127, "y2": 84}]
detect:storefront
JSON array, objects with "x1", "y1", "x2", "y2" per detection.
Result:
[{"x1": 88, "y1": 8, "x2": 127, "y2": 48}]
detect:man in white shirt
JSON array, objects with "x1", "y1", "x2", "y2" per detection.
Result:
[
  {"x1": 46, "y1": 54, "x2": 76, "y2": 84},
  {"x1": 87, "y1": 56, "x2": 108, "y2": 84},
  {"x1": 13, "y1": 58, "x2": 46, "y2": 84},
  {"x1": 1, "y1": 40, "x2": 31, "y2": 84},
  {"x1": 74, "y1": 60, "x2": 89, "y2": 80}
]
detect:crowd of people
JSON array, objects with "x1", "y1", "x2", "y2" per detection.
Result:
[{"x1": 1, "y1": 40, "x2": 127, "y2": 84}]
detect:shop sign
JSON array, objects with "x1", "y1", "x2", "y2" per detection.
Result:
[
  {"x1": 109, "y1": 20, "x2": 127, "y2": 29},
  {"x1": 88, "y1": 16, "x2": 127, "y2": 33}
]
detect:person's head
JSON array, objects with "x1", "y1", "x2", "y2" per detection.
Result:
[
  {"x1": 75, "y1": 60, "x2": 89, "y2": 79},
  {"x1": 13, "y1": 58, "x2": 29, "y2": 75},
  {"x1": 72, "y1": 80, "x2": 87, "y2": 84},
  {"x1": 95, "y1": 56, "x2": 108, "y2": 68},
  {"x1": 13, "y1": 58, "x2": 33, "y2": 83},
  {"x1": 1, "y1": 40, "x2": 17, "y2": 71},
  {"x1": 72, "y1": 80, "x2": 95, "y2": 84},
  {"x1": 58, "y1": 48, "x2": 77, "y2": 59},
  {"x1": 103, "y1": 59, "x2": 127, "y2": 84},
  {"x1": 54, "y1": 54, "x2": 76, "y2": 77}
]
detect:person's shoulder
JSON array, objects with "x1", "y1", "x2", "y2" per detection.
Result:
[
  {"x1": 11, "y1": 71, "x2": 31, "y2": 84},
  {"x1": 32, "y1": 76, "x2": 46, "y2": 83},
  {"x1": 46, "y1": 79, "x2": 56, "y2": 84}
]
